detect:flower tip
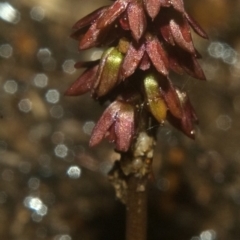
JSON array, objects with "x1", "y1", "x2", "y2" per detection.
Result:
[{"x1": 64, "y1": 88, "x2": 75, "y2": 96}]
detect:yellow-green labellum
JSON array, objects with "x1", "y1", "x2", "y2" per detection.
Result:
[
  {"x1": 144, "y1": 74, "x2": 167, "y2": 123},
  {"x1": 96, "y1": 47, "x2": 123, "y2": 96}
]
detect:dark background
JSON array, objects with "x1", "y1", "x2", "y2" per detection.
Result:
[{"x1": 1, "y1": 0, "x2": 240, "y2": 239}]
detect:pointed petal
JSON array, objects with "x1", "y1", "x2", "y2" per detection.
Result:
[
  {"x1": 115, "y1": 103, "x2": 135, "y2": 152},
  {"x1": 146, "y1": 37, "x2": 169, "y2": 76},
  {"x1": 169, "y1": 19, "x2": 195, "y2": 54},
  {"x1": 71, "y1": 26, "x2": 89, "y2": 41},
  {"x1": 119, "y1": 12, "x2": 130, "y2": 30},
  {"x1": 121, "y1": 41, "x2": 145, "y2": 78},
  {"x1": 72, "y1": 6, "x2": 107, "y2": 30},
  {"x1": 177, "y1": 91, "x2": 197, "y2": 138},
  {"x1": 79, "y1": 22, "x2": 101, "y2": 50},
  {"x1": 127, "y1": 2, "x2": 147, "y2": 41},
  {"x1": 97, "y1": 0, "x2": 129, "y2": 29},
  {"x1": 180, "y1": 53, "x2": 206, "y2": 80},
  {"x1": 168, "y1": 50, "x2": 184, "y2": 74},
  {"x1": 94, "y1": 47, "x2": 123, "y2": 97},
  {"x1": 143, "y1": 0, "x2": 161, "y2": 20},
  {"x1": 171, "y1": 0, "x2": 185, "y2": 13},
  {"x1": 65, "y1": 65, "x2": 98, "y2": 96},
  {"x1": 159, "y1": 77, "x2": 182, "y2": 119},
  {"x1": 167, "y1": 112, "x2": 195, "y2": 139},
  {"x1": 74, "y1": 60, "x2": 99, "y2": 69},
  {"x1": 106, "y1": 124, "x2": 117, "y2": 143},
  {"x1": 89, "y1": 101, "x2": 121, "y2": 147},
  {"x1": 168, "y1": 47, "x2": 206, "y2": 80},
  {"x1": 144, "y1": 74, "x2": 168, "y2": 123},
  {"x1": 139, "y1": 53, "x2": 151, "y2": 71},
  {"x1": 185, "y1": 13, "x2": 208, "y2": 39},
  {"x1": 160, "y1": 23, "x2": 175, "y2": 46},
  {"x1": 160, "y1": 0, "x2": 171, "y2": 7}
]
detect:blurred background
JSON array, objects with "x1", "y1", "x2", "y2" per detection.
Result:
[{"x1": 0, "y1": 0, "x2": 240, "y2": 239}]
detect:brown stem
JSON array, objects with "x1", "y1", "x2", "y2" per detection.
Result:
[
  {"x1": 108, "y1": 115, "x2": 155, "y2": 240},
  {"x1": 126, "y1": 174, "x2": 148, "y2": 240}
]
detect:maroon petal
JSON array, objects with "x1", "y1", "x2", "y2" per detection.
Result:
[
  {"x1": 168, "y1": 47, "x2": 206, "y2": 80},
  {"x1": 170, "y1": 0, "x2": 185, "y2": 13},
  {"x1": 180, "y1": 53, "x2": 206, "y2": 80},
  {"x1": 115, "y1": 103, "x2": 135, "y2": 152},
  {"x1": 178, "y1": 92, "x2": 198, "y2": 138},
  {"x1": 106, "y1": 124, "x2": 117, "y2": 143},
  {"x1": 71, "y1": 26, "x2": 89, "y2": 41},
  {"x1": 160, "y1": 0, "x2": 171, "y2": 7},
  {"x1": 160, "y1": 22, "x2": 175, "y2": 46},
  {"x1": 139, "y1": 52, "x2": 151, "y2": 71},
  {"x1": 72, "y1": 6, "x2": 107, "y2": 30},
  {"x1": 119, "y1": 12, "x2": 130, "y2": 30},
  {"x1": 169, "y1": 19, "x2": 195, "y2": 54},
  {"x1": 89, "y1": 101, "x2": 121, "y2": 147},
  {"x1": 146, "y1": 36, "x2": 169, "y2": 76},
  {"x1": 168, "y1": 51, "x2": 184, "y2": 74},
  {"x1": 167, "y1": 94, "x2": 197, "y2": 139},
  {"x1": 159, "y1": 77, "x2": 182, "y2": 119},
  {"x1": 74, "y1": 60, "x2": 99, "y2": 69},
  {"x1": 185, "y1": 13, "x2": 208, "y2": 39},
  {"x1": 97, "y1": 0, "x2": 129, "y2": 29},
  {"x1": 65, "y1": 65, "x2": 98, "y2": 96},
  {"x1": 121, "y1": 41, "x2": 145, "y2": 78},
  {"x1": 127, "y1": 2, "x2": 147, "y2": 41},
  {"x1": 79, "y1": 22, "x2": 101, "y2": 50},
  {"x1": 143, "y1": 0, "x2": 161, "y2": 20}
]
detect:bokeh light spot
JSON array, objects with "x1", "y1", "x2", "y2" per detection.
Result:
[
  {"x1": 33, "y1": 73, "x2": 48, "y2": 88},
  {"x1": 67, "y1": 165, "x2": 81, "y2": 179},
  {"x1": 30, "y1": 6, "x2": 45, "y2": 21},
  {"x1": 200, "y1": 230, "x2": 216, "y2": 240},
  {"x1": 18, "y1": 99, "x2": 32, "y2": 113},
  {"x1": 0, "y1": 2, "x2": 20, "y2": 24},
  {"x1": 45, "y1": 89, "x2": 60, "y2": 104},
  {"x1": 216, "y1": 115, "x2": 232, "y2": 131},
  {"x1": 83, "y1": 121, "x2": 95, "y2": 135},
  {"x1": 28, "y1": 177, "x2": 40, "y2": 190},
  {"x1": 37, "y1": 48, "x2": 51, "y2": 63},
  {"x1": 24, "y1": 196, "x2": 48, "y2": 218},
  {"x1": 50, "y1": 105, "x2": 64, "y2": 118},
  {"x1": 62, "y1": 59, "x2": 76, "y2": 74},
  {"x1": 54, "y1": 235, "x2": 72, "y2": 240},
  {"x1": 208, "y1": 42, "x2": 238, "y2": 65},
  {"x1": 54, "y1": 144, "x2": 68, "y2": 158},
  {"x1": 3, "y1": 80, "x2": 18, "y2": 94},
  {"x1": 0, "y1": 44, "x2": 13, "y2": 58}
]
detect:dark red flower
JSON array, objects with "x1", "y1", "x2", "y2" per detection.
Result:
[
  {"x1": 89, "y1": 100, "x2": 135, "y2": 152},
  {"x1": 143, "y1": 73, "x2": 197, "y2": 138},
  {"x1": 166, "y1": 89, "x2": 198, "y2": 138},
  {"x1": 65, "y1": 47, "x2": 123, "y2": 98},
  {"x1": 67, "y1": 0, "x2": 208, "y2": 150},
  {"x1": 121, "y1": 35, "x2": 169, "y2": 79}
]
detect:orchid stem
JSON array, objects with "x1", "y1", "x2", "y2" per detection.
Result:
[{"x1": 126, "y1": 174, "x2": 148, "y2": 240}]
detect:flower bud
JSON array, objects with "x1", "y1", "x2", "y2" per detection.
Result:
[
  {"x1": 94, "y1": 47, "x2": 123, "y2": 97},
  {"x1": 143, "y1": 74, "x2": 168, "y2": 123},
  {"x1": 90, "y1": 101, "x2": 135, "y2": 152}
]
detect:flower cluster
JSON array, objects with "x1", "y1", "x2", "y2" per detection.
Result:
[{"x1": 66, "y1": 0, "x2": 207, "y2": 152}]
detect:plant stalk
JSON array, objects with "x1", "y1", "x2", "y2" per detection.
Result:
[
  {"x1": 109, "y1": 113, "x2": 154, "y2": 240},
  {"x1": 126, "y1": 174, "x2": 148, "y2": 240}
]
